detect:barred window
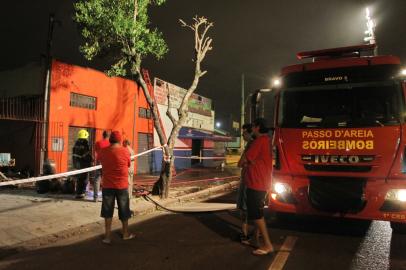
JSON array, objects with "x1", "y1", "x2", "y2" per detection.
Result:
[
  {"x1": 70, "y1": 93, "x2": 97, "y2": 110},
  {"x1": 139, "y1": 107, "x2": 151, "y2": 119}
]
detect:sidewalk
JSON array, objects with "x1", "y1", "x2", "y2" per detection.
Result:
[{"x1": 0, "y1": 167, "x2": 240, "y2": 251}]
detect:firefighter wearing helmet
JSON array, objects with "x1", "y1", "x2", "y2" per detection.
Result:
[{"x1": 72, "y1": 129, "x2": 93, "y2": 199}]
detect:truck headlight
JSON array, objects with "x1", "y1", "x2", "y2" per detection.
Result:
[
  {"x1": 385, "y1": 189, "x2": 406, "y2": 202},
  {"x1": 270, "y1": 182, "x2": 296, "y2": 204},
  {"x1": 274, "y1": 182, "x2": 289, "y2": 194}
]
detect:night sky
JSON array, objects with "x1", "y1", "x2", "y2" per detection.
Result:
[{"x1": 1, "y1": 0, "x2": 406, "y2": 129}]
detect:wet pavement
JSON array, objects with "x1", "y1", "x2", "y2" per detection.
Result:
[
  {"x1": 134, "y1": 167, "x2": 240, "y2": 188},
  {"x1": 270, "y1": 214, "x2": 406, "y2": 270},
  {"x1": 0, "y1": 167, "x2": 239, "y2": 250},
  {"x1": 133, "y1": 166, "x2": 241, "y2": 198},
  {"x1": 1, "y1": 190, "x2": 405, "y2": 270}
]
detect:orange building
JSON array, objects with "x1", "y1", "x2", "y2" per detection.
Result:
[
  {"x1": 47, "y1": 60, "x2": 153, "y2": 173},
  {"x1": 0, "y1": 60, "x2": 153, "y2": 176}
]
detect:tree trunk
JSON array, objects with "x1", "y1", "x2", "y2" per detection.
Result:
[
  {"x1": 152, "y1": 138, "x2": 176, "y2": 198},
  {"x1": 134, "y1": 17, "x2": 212, "y2": 199},
  {"x1": 133, "y1": 70, "x2": 173, "y2": 198},
  {"x1": 152, "y1": 156, "x2": 174, "y2": 198}
]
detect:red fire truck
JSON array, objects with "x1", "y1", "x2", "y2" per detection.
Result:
[{"x1": 257, "y1": 44, "x2": 406, "y2": 233}]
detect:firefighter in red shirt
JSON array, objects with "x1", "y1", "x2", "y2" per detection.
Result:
[
  {"x1": 241, "y1": 118, "x2": 274, "y2": 255},
  {"x1": 99, "y1": 131, "x2": 134, "y2": 244}
]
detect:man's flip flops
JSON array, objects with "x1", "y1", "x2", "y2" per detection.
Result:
[
  {"x1": 102, "y1": 238, "x2": 112, "y2": 245},
  {"x1": 252, "y1": 249, "x2": 274, "y2": 256},
  {"x1": 123, "y1": 233, "x2": 136, "y2": 240}
]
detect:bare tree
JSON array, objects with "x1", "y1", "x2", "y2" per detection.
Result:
[
  {"x1": 152, "y1": 16, "x2": 213, "y2": 198},
  {"x1": 75, "y1": 0, "x2": 213, "y2": 198}
]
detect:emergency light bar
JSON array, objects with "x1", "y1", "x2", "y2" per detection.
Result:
[{"x1": 297, "y1": 44, "x2": 377, "y2": 60}]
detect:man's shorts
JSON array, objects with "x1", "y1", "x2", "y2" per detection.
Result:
[
  {"x1": 246, "y1": 188, "x2": 267, "y2": 220},
  {"x1": 101, "y1": 188, "x2": 131, "y2": 220}
]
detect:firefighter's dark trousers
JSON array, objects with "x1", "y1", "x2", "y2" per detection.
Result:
[{"x1": 76, "y1": 172, "x2": 89, "y2": 195}]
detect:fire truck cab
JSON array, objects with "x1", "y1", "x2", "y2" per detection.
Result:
[{"x1": 260, "y1": 44, "x2": 406, "y2": 233}]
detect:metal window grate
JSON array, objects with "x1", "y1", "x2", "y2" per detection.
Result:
[
  {"x1": 139, "y1": 107, "x2": 151, "y2": 119},
  {"x1": 0, "y1": 95, "x2": 43, "y2": 121},
  {"x1": 70, "y1": 93, "x2": 97, "y2": 110}
]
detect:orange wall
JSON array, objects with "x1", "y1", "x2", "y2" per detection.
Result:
[
  {"x1": 47, "y1": 60, "x2": 152, "y2": 173},
  {"x1": 136, "y1": 87, "x2": 152, "y2": 135}
]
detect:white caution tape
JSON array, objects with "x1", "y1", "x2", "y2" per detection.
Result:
[
  {"x1": 0, "y1": 145, "x2": 165, "y2": 187},
  {"x1": 173, "y1": 156, "x2": 226, "y2": 160},
  {"x1": 130, "y1": 145, "x2": 164, "y2": 161},
  {"x1": 0, "y1": 165, "x2": 102, "y2": 187}
]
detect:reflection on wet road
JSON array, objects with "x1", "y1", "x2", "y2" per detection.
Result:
[{"x1": 350, "y1": 221, "x2": 391, "y2": 270}]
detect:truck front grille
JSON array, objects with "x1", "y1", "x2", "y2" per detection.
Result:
[{"x1": 308, "y1": 176, "x2": 366, "y2": 213}]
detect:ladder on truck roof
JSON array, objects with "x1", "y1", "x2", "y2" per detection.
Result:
[{"x1": 297, "y1": 44, "x2": 377, "y2": 61}]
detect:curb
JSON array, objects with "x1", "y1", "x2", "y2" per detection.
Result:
[{"x1": 0, "y1": 178, "x2": 240, "y2": 257}]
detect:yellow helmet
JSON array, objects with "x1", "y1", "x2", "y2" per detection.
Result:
[{"x1": 77, "y1": 129, "x2": 89, "y2": 140}]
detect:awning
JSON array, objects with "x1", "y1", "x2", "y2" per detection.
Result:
[
  {"x1": 178, "y1": 127, "x2": 233, "y2": 142},
  {"x1": 178, "y1": 127, "x2": 213, "y2": 140},
  {"x1": 212, "y1": 134, "x2": 234, "y2": 142}
]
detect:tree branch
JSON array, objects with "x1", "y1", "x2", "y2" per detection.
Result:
[
  {"x1": 134, "y1": 0, "x2": 138, "y2": 22},
  {"x1": 134, "y1": 66, "x2": 167, "y2": 151},
  {"x1": 167, "y1": 16, "x2": 213, "y2": 143},
  {"x1": 166, "y1": 83, "x2": 177, "y2": 125}
]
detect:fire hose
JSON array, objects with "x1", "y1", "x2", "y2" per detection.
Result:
[{"x1": 134, "y1": 188, "x2": 237, "y2": 214}]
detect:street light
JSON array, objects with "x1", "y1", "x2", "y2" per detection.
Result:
[
  {"x1": 272, "y1": 78, "x2": 281, "y2": 88},
  {"x1": 215, "y1": 121, "x2": 221, "y2": 128}
]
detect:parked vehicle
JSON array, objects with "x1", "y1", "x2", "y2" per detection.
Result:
[{"x1": 253, "y1": 44, "x2": 406, "y2": 233}]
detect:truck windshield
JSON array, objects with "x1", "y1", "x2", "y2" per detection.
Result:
[{"x1": 279, "y1": 83, "x2": 403, "y2": 128}]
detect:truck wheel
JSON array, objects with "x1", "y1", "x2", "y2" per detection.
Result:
[{"x1": 390, "y1": 222, "x2": 406, "y2": 234}]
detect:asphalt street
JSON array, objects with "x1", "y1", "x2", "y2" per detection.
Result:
[{"x1": 0, "y1": 191, "x2": 405, "y2": 270}]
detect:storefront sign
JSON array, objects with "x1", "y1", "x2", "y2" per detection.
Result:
[
  {"x1": 185, "y1": 111, "x2": 214, "y2": 131},
  {"x1": 154, "y1": 78, "x2": 212, "y2": 117}
]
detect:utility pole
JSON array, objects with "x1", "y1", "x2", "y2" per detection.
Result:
[
  {"x1": 240, "y1": 73, "x2": 245, "y2": 153},
  {"x1": 40, "y1": 13, "x2": 57, "y2": 174}
]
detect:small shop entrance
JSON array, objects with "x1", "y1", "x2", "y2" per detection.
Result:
[{"x1": 191, "y1": 139, "x2": 202, "y2": 166}]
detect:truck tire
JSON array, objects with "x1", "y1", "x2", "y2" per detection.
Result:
[{"x1": 390, "y1": 222, "x2": 406, "y2": 234}]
